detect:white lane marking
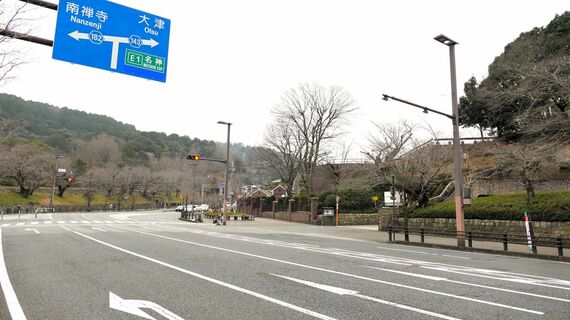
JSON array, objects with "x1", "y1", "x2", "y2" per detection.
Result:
[
  {"x1": 110, "y1": 292, "x2": 184, "y2": 320},
  {"x1": 62, "y1": 226, "x2": 337, "y2": 320},
  {"x1": 16, "y1": 223, "x2": 24, "y2": 226},
  {"x1": 70, "y1": 221, "x2": 78, "y2": 224},
  {"x1": 377, "y1": 246, "x2": 438, "y2": 255},
  {"x1": 422, "y1": 266, "x2": 570, "y2": 291},
  {"x1": 442, "y1": 254, "x2": 471, "y2": 260},
  {"x1": 273, "y1": 274, "x2": 461, "y2": 320},
  {"x1": 108, "y1": 225, "x2": 545, "y2": 315},
  {"x1": 365, "y1": 266, "x2": 570, "y2": 303},
  {"x1": 115, "y1": 221, "x2": 127, "y2": 224},
  {"x1": 81, "y1": 221, "x2": 90, "y2": 224},
  {"x1": 1, "y1": 224, "x2": 10, "y2": 227},
  {"x1": 0, "y1": 228, "x2": 28, "y2": 319},
  {"x1": 57, "y1": 221, "x2": 65, "y2": 224},
  {"x1": 103, "y1": 221, "x2": 113, "y2": 224},
  {"x1": 24, "y1": 229, "x2": 40, "y2": 234},
  {"x1": 364, "y1": 266, "x2": 447, "y2": 281},
  {"x1": 30, "y1": 222, "x2": 39, "y2": 225},
  {"x1": 183, "y1": 228, "x2": 570, "y2": 288},
  {"x1": 91, "y1": 227, "x2": 108, "y2": 232},
  {"x1": 44, "y1": 221, "x2": 52, "y2": 225},
  {"x1": 93, "y1": 221, "x2": 103, "y2": 224}
]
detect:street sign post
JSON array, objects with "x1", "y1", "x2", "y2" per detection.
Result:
[{"x1": 53, "y1": 0, "x2": 170, "y2": 82}]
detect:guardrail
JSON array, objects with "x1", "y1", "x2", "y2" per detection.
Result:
[{"x1": 386, "y1": 226, "x2": 570, "y2": 257}]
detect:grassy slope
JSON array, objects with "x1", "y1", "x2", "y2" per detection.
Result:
[{"x1": 0, "y1": 189, "x2": 155, "y2": 207}]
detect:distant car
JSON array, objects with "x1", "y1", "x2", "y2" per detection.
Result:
[{"x1": 197, "y1": 204, "x2": 209, "y2": 211}]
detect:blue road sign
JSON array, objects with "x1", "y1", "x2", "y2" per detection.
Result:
[{"x1": 53, "y1": 0, "x2": 170, "y2": 82}]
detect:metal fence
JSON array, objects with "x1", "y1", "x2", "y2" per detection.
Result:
[{"x1": 386, "y1": 226, "x2": 570, "y2": 257}]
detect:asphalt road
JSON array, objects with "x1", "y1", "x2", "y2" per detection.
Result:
[{"x1": 1, "y1": 210, "x2": 569, "y2": 320}]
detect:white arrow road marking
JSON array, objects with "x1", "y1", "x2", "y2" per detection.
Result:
[
  {"x1": 110, "y1": 292, "x2": 184, "y2": 320},
  {"x1": 0, "y1": 229, "x2": 27, "y2": 319},
  {"x1": 67, "y1": 30, "x2": 160, "y2": 69},
  {"x1": 62, "y1": 226, "x2": 337, "y2": 320},
  {"x1": 109, "y1": 292, "x2": 155, "y2": 319},
  {"x1": 91, "y1": 227, "x2": 107, "y2": 232},
  {"x1": 24, "y1": 229, "x2": 39, "y2": 234},
  {"x1": 272, "y1": 274, "x2": 462, "y2": 320}
]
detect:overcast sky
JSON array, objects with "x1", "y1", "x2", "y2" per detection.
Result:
[{"x1": 1, "y1": 0, "x2": 569, "y2": 160}]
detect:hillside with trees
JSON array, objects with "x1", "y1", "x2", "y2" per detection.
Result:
[{"x1": 0, "y1": 93, "x2": 276, "y2": 208}]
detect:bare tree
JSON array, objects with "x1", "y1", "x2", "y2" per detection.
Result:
[
  {"x1": 271, "y1": 83, "x2": 357, "y2": 195},
  {"x1": 75, "y1": 134, "x2": 121, "y2": 167},
  {"x1": 0, "y1": 2, "x2": 33, "y2": 84},
  {"x1": 95, "y1": 164, "x2": 122, "y2": 209},
  {"x1": 255, "y1": 121, "x2": 302, "y2": 194},
  {"x1": 55, "y1": 158, "x2": 87, "y2": 197},
  {"x1": 0, "y1": 144, "x2": 53, "y2": 197},
  {"x1": 82, "y1": 170, "x2": 98, "y2": 210},
  {"x1": 364, "y1": 121, "x2": 451, "y2": 221},
  {"x1": 494, "y1": 139, "x2": 560, "y2": 207}
]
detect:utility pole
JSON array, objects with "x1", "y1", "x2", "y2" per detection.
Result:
[
  {"x1": 217, "y1": 121, "x2": 232, "y2": 224},
  {"x1": 50, "y1": 156, "x2": 63, "y2": 210}
]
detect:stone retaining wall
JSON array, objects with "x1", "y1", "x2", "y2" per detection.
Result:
[
  {"x1": 262, "y1": 211, "x2": 312, "y2": 224},
  {"x1": 338, "y1": 213, "x2": 378, "y2": 225}
]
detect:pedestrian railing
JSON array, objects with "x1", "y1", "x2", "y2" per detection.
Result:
[{"x1": 386, "y1": 225, "x2": 570, "y2": 257}]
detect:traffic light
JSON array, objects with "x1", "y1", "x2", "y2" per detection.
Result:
[{"x1": 186, "y1": 154, "x2": 200, "y2": 160}]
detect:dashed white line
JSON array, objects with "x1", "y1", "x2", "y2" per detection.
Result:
[
  {"x1": 30, "y1": 222, "x2": 39, "y2": 225},
  {"x1": 442, "y1": 254, "x2": 471, "y2": 260},
  {"x1": 44, "y1": 221, "x2": 52, "y2": 225},
  {"x1": 377, "y1": 246, "x2": 438, "y2": 255}
]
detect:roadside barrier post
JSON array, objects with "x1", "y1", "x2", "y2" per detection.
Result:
[{"x1": 502, "y1": 234, "x2": 508, "y2": 251}]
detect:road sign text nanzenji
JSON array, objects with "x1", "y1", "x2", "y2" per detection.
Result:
[{"x1": 52, "y1": 0, "x2": 171, "y2": 82}]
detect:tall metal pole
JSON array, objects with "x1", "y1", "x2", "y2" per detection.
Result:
[
  {"x1": 448, "y1": 43, "x2": 465, "y2": 247},
  {"x1": 218, "y1": 122, "x2": 232, "y2": 224},
  {"x1": 191, "y1": 164, "x2": 196, "y2": 219},
  {"x1": 434, "y1": 34, "x2": 465, "y2": 247},
  {"x1": 49, "y1": 156, "x2": 62, "y2": 210}
]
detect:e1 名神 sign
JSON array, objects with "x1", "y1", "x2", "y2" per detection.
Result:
[{"x1": 52, "y1": 0, "x2": 170, "y2": 82}]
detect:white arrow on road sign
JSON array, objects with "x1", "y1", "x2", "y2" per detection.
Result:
[
  {"x1": 271, "y1": 274, "x2": 463, "y2": 320},
  {"x1": 109, "y1": 292, "x2": 184, "y2": 320},
  {"x1": 67, "y1": 30, "x2": 159, "y2": 69}
]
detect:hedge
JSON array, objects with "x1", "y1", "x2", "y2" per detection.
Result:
[{"x1": 410, "y1": 191, "x2": 570, "y2": 222}]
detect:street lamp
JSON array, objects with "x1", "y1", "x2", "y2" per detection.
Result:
[
  {"x1": 380, "y1": 35, "x2": 465, "y2": 247},
  {"x1": 217, "y1": 121, "x2": 232, "y2": 224},
  {"x1": 50, "y1": 155, "x2": 64, "y2": 211},
  {"x1": 434, "y1": 34, "x2": 465, "y2": 247}
]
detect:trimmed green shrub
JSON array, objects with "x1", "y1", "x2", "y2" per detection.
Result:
[{"x1": 410, "y1": 191, "x2": 570, "y2": 222}]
